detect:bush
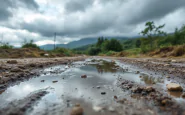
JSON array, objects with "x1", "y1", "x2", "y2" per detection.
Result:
[
  {"x1": 106, "y1": 51, "x2": 116, "y2": 56},
  {"x1": 22, "y1": 40, "x2": 40, "y2": 49},
  {"x1": 103, "y1": 39, "x2": 123, "y2": 52},
  {"x1": 172, "y1": 45, "x2": 185, "y2": 56},
  {"x1": 52, "y1": 47, "x2": 73, "y2": 56},
  {"x1": 0, "y1": 43, "x2": 13, "y2": 49},
  {"x1": 88, "y1": 47, "x2": 101, "y2": 55}
]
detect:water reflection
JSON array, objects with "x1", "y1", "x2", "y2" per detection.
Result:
[
  {"x1": 90, "y1": 60, "x2": 119, "y2": 73},
  {"x1": 140, "y1": 74, "x2": 163, "y2": 85}
]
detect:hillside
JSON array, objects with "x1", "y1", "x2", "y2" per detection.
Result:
[{"x1": 40, "y1": 36, "x2": 130, "y2": 50}]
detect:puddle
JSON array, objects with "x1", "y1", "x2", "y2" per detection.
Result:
[{"x1": 0, "y1": 58, "x2": 184, "y2": 114}]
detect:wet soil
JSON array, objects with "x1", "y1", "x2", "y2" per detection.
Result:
[{"x1": 0, "y1": 57, "x2": 185, "y2": 115}]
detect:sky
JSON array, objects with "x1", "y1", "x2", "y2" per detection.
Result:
[{"x1": 0, "y1": 0, "x2": 185, "y2": 47}]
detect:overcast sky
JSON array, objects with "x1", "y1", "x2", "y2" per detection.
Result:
[{"x1": 0, "y1": 0, "x2": 185, "y2": 46}]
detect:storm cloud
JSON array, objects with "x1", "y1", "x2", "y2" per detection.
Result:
[
  {"x1": 0, "y1": 0, "x2": 38, "y2": 21},
  {"x1": 0, "y1": 0, "x2": 185, "y2": 46}
]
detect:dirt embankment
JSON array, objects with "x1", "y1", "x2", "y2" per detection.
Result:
[{"x1": 0, "y1": 57, "x2": 86, "y2": 92}]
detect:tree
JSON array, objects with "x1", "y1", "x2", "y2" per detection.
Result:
[
  {"x1": 140, "y1": 21, "x2": 166, "y2": 50},
  {"x1": 22, "y1": 40, "x2": 40, "y2": 49},
  {"x1": 96, "y1": 37, "x2": 104, "y2": 47},
  {"x1": 103, "y1": 39, "x2": 123, "y2": 52},
  {"x1": 88, "y1": 47, "x2": 101, "y2": 55},
  {"x1": 136, "y1": 39, "x2": 141, "y2": 48}
]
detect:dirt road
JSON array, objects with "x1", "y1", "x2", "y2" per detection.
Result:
[{"x1": 0, "y1": 56, "x2": 185, "y2": 115}]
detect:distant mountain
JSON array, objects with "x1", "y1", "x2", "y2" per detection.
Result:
[{"x1": 40, "y1": 36, "x2": 135, "y2": 50}]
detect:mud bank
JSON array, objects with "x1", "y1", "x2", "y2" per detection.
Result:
[{"x1": 0, "y1": 57, "x2": 86, "y2": 91}]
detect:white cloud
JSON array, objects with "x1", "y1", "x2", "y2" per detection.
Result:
[{"x1": 0, "y1": 0, "x2": 185, "y2": 46}]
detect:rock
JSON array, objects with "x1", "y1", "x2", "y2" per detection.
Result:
[
  {"x1": 101, "y1": 92, "x2": 106, "y2": 95},
  {"x1": 144, "y1": 86, "x2": 155, "y2": 93},
  {"x1": 81, "y1": 75, "x2": 87, "y2": 78},
  {"x1": 108, "y1": 106, "x2": 115, "y2": 112},
  {"x1": 182, "y1": 93, "x2": 185, "y2": 98},
  {"x1": 136, "y1": 71, "x2": 140, "y2": 74},
  {"x1": 7, "y1": 60, "x2": 18, "y2": 64},
  {"x1": 29, "y1": 63, "x2": 36, "y2": 67},
  {"x1": 44, "y1": 54, "x2": 49, "y2": 57},
  {"x1": 167, "y1": 83, "x2": 183, "y2": 91},
  {"x1": 70, "y1": 104, "x2": 84, "y2": 115},
  {"x1": 114, "y1": 96, "x2": 118, "y2": 99},
  {"x1": 166, "y1": 76, "x2": 170, "y2": 78},
  {"x1": 171, "y1": 60, "x2": 177, "y2": 63},
  {"x1": 52, "y1": 81, "x2": 58, "y2": 83},
  {"x1": 10, "y1": 68, "x2": 23, "y2": 72},
  {"x1": 93, "y1": 106, "x2": 103, "y2": 112},
  {"x1": 0, "y1": 77, "x2": 10, "y2": 84},
  {"x1": 96, "y1": 86, "x2": 101, "y2": 89}
]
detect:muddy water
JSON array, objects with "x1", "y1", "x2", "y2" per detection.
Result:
[{"x1": 0, "y1": 58, "x2": 184, "y2": 115}]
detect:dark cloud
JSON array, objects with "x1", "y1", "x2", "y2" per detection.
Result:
[
  {"x1": 128, "y1": 0, "x2": 185, "y2": 24},
  {"x1": 0, "y1": 0, "x2": 38, "y2": 21},
  {"x1": 65, "y1": 0, "x2": 93, "y2": 12},
  {"x1": 1, "y1": 0, "x2": 185, "y2": 46}
]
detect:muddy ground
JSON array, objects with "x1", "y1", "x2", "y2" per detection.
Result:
[{"x1": 0, "y1": 56, "x2": 185, "y2": 115}]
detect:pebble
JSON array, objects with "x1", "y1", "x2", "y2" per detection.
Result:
[{"x1": 101, "y1": 92, "x2": 106, "y2": 95}]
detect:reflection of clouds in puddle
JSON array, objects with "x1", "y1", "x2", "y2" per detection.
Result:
[{"x1": 0, "y1": 59, "x2": 143, "y2": 112}]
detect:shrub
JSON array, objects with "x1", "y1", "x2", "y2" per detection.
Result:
[
  {"x1": 22, "y1": 40, "x2": 40, "y2": 49},
  {"x1": 0, "y1": 43, "x2": 13, "y2": 49},
  {"x1": 106, "y1": 51, "x2": 116, "y2": 56},
  {"x1": 172, "y1": 45, "x2": 185, "y2": 56},
  {"x1": 88, "y1": 47, "x2": 101, "y2": 55}
]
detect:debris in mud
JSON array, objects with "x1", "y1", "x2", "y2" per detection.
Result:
[
  {"x1": 10, "y1": 68, "x2": 23, "y2": 72},
  {"x1": 114, "y1": 96, "x2": 118, "y2": 99},
  {"x1": 93, "y1": 106, "x2": 104, "y2": 112},
  {"x1": 101, "y1": 92, "x2": 106, "y2": 95},
  {"x1": 81, "y1": 75, "x2": 87, "y2": 78},
  {"x1": 166, "y1": 76, "x2": 170, "y2": 78},
  {"x1": 182, "y1": 93, "x2": 185, "y2": 98},
  {"x1": 70, "y1": 104, "x2": 84, "y2": 115},
  {"x1": 108, "y1": 106, "x2": 115, "y2": 112},
  {"x1": 96, "y1": 86, "x2": 101, "y2": 89},
  {"x1": 7, "y1": 60, "x2": 18, "y2": 64},
  {"x1": 52, "y1": 81, "x2": 58, "y2": 83},
  {"x1": 166, "y1": 83, "x2": 183, "y2": 91}
]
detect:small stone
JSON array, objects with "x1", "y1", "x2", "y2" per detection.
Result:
[
  {"x1": 166, "y1": 76, "x2": 170, "y2": 78},
  {"x1": 10, "y1": 68, "x2": 23, "y2": 72},
  {"x1": 96, "y1": 86, "x2": 101, "y2": 89},
  {"x1": 114, "y1": 96, "x2": 118, "y2": 99},
  {"x1": 101, "y1": 92, "x2": 106, "y2": 95},
  {"x1": 41, "y1": 80, "x2": 45, "y2": 82},
  {"x1": 44, "y1": 54, "x2": 49, "y2": 57},
  {"x1": 70, "y1": 104, "x2": 84, "y2": 115},
  {"x1": 167, "y1": 83, "x2": 183, "y2": 91},
  {"x1": 93, "y1": 106, "x2": 103, "y2": 112},
  {"x1": 52, "y1": 81, "x2": 58, "y2": 83},
  {"x1": 7, "y1": 60, "x2": 18, "y2": 64},
  {"x1": 108, "y1": 106, "x2": 115, "y2": 112},
  {"x1": 182, "y1": 93, "x2": 185, "y2": 98},
  {"x1": 81, "y1": 75, "x2": 87, "y2": 78},
  {"x1": 136, "y1": 71, "x2": 140, "y2": 74}
]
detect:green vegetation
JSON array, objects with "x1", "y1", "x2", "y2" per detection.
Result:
[
  {"x1": 74, "y1": 21, "x2": 185, "y2": 57},
  {"x1": 0, "y1": 43, "x2": 13, "y2": 49},
  {"x1": 50, "y1": 47, "x2": 74, "y2": 56},
  {"x1": 87, "y1": 37, "x2": 123, "y2": 55},
  {"x1": 22, "y1": 40, "x2": 40, "y2": 49}
]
